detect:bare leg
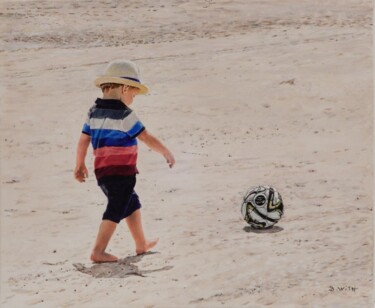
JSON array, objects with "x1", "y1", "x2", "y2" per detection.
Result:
[
  {"x1": 91, "y1": 220, "x2": 118, "y2": 263},
  {"x1": 125, "y1": 209, "x2": 159, "y2": 255}
]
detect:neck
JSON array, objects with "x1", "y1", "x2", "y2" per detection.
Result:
[
  {"x1": 103, "y1": 93, "x2": 121, "y2": 100},
  {"x1": 103, "y1": 94, "x2": 130, "y2": 106},
  {"x1": 103, "y1": 92, "x2": 131, "y2": 106}
]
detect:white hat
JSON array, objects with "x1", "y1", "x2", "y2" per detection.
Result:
[{"x1": 94, "y1": 60, "x2": 149, "y2": 95}]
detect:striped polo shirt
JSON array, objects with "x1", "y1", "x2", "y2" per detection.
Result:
[{"x1": 82, "y1": 98, "x2": 145, "y2": 182}]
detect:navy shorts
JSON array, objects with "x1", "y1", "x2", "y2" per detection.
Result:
[{"x1": 99, "y1": 175, "x2": 142, "y2": 223}]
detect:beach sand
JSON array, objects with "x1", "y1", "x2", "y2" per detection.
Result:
[{"x1": 0, "y1": 0, "x2": 373, "y2": 307}]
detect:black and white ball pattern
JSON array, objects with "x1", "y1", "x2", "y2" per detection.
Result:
[{"x1": 241, "y1": 186, "x2": 284, "y2": 229}]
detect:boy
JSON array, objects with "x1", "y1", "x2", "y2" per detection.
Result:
[{"x1": 74, "y1": 60, "x2": 175, "y2": 263}]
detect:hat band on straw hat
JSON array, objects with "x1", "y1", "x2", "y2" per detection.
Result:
[{"x1": 121, "y1": 76, "x2": 141, "y2": 83}]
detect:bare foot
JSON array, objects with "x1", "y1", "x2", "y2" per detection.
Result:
[
  {"x1": 90, "y1": 251, "x2": 118, "y2": 263},
  {"x1": 136, "y1": 238, "x2": 159, "y2": 255}
]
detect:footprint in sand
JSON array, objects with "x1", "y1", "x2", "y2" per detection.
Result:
[{"x1": 73, "y1": 252, "x2": 173, "y2": 278}]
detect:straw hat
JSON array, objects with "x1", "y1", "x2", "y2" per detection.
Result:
[{"x1": 94, "y1": 60, "x2": 149, "y2": 95}]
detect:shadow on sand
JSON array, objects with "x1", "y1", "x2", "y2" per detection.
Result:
[
  {"x1": 243, "y1": 225, "x2": 284, "y2": 234},
  {"x1": 73, "y1": 252, "x2": 173, "y2": 278}
]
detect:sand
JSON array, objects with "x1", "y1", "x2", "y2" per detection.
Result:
[{"x1": 0, "y1": 0, "x2": 373, "y2": 307}]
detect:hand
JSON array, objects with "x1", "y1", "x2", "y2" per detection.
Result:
[
  {"x1": 163, "y1": 151, "x2": 175, "y2": 168},
  {"x1": 74, "y1": 164, "x2": 89, "y2": 182},
  {"x1": 138, "y1": 130, "x2": 175, "y2": 168}
]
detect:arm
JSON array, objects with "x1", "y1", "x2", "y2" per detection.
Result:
[
  {"x1": 74, "y1": 133, "x2": 91, "y2": 182},
  {"x1": 138, "y1": 129, "x2": 175, "y2": 168}
]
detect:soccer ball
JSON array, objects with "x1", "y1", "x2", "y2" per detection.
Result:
[{"x1": 241, "y1": 186, "x2": 284, "y2": 229}]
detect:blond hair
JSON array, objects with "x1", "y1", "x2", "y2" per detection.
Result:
[{"x1": 100, "y1": 83, "x2": 123, "y2": 93}]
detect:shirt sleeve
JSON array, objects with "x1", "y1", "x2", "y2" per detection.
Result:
[
  {"x1": 123, "y1": 111, "x2": 145, "y2": 138},
  {"x1": 81, "y1": 110, "x2": 91, "y2": 136}
]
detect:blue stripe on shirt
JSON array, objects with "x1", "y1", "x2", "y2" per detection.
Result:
[
  {"x1": 90, "y1": 129, "x2": 138, "y2": 149},
  {"x1": 126, "y1": 121, "x2": 145, "y2": 138},
  {"x1": 82, "y1": 123, "x2": 91, "y2": 135}
]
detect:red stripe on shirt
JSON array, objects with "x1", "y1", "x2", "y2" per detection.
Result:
[
  {"x1": 94, "y1": 153, "x2": 137, "y2": 169},
  {"x1": 94, "y1": 145, "x2": 137, "y2": 157}
]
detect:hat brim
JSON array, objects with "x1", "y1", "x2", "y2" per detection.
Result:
[{"x1": 94, "y1": 76, "x2": 149, "y2": 95}]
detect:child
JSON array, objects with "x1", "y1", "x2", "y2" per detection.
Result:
[{"x1": 74, "y1": 60, "x2": 175, "y2": 263}]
